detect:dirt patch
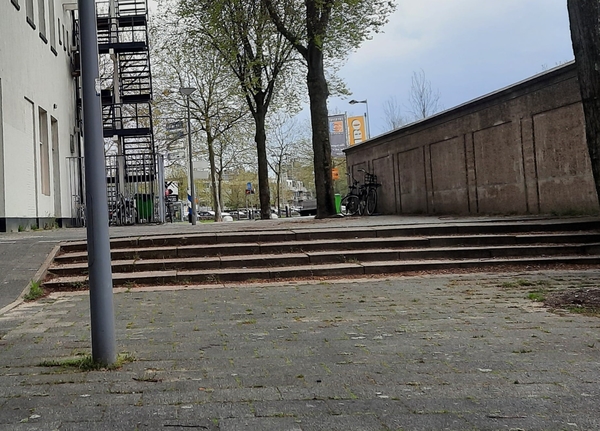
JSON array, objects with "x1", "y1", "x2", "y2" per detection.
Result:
[{"x1": 544, "y1": 288, "x2": 600, "y2": 315}]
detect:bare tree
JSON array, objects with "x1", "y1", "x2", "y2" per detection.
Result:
[
  {"x1": 177, "y1": 0, "x2": 301, "y2": 220},
  {"x1": 567, "y1": 0, "x2": 600, "y2": 205},
  {"x1": 382, "y1": 96, "x2": 405, "y2": 132},
  {"x1": 151, "y1": 11, "x2": 250, "y2": 222},
  {"x1": 408, "y1": 69, "x2": 441, "y2": 120},
  {"x1": 266, "y1": 113, "x2": 308, "y2": 215}
]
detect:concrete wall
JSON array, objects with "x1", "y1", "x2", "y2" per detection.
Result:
[
  {"x1": 345, "y1": 63, "x2": 599, "y2": 216},
  {"x1": 0, "y1": 0, "x2": 79, "y2": 231}
]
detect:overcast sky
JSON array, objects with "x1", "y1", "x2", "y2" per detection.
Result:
[
  {"x1": 149, "y1": 1, "x2": 575, "y2": 139},
  {"x1": 329, "y1": 0, "x2": 575, "y2": 137}
]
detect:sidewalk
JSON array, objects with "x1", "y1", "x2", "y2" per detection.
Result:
[
  {"x1": 1, "y1": 268, "x2": 599, "y2": 430},
  {"x1": 1, "y1": 216, "x2": 599, "y2": 430}
]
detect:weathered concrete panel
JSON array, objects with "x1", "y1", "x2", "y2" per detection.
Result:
[
  {"x1": 520, "y1": 118, "x2": 540, "y2": 213},
  {"x1": 397, "y1": 147, "x2": 427, "y2": 213},
  {"x1": 473, "y1": 122, "x2": 527, "y2": 214},
  {"x1": 371, "y1": 155, "x2": 395, "y2": 214},
  {"x1": 430, "y1": 137, "x2": 469, "y2": 214},
  {"x1": 533, "y1": 104, "x2": 599, "y2": 213}
]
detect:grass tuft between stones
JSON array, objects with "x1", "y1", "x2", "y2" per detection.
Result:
[{"x1": 39, "y1": 352, "x2": 135, "y2": 371}]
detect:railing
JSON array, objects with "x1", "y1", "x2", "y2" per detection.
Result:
[
  {"x1": 102, "y1": 102, "x2": 152, "y2": 136},
  {"x1": 105, "y1": 153, "x2": 158, "y2": 224},
  {"x1": 96, "y1": 0, "x2": 147, "y2": 18},
  {"x1": 96, "y1": 16, "x2": 148, "y2": 48},
  {"x1": 67, "y1": 153, "x2": 159, "y2": 226}
]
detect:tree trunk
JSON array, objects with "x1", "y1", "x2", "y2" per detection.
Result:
[
  {"x1": 567, "y1": 0, "x2": 600, "y2": 206},
  {"x1": 306, "y1": 43, "x2": 336, "y2": 218},
  {"x1": 206, "y1": 131, "x2": 222, "y2": 222},
  {"x1": 276, "y1": 166, "x2": 281, "y2": 217},
  {"x1": 254, "y1": 95, "x2": 271, "y2": 220}
]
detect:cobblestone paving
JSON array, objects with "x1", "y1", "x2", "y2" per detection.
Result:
[{"x1": 1, "y1": 270, "x2": 599, "y2": 430}]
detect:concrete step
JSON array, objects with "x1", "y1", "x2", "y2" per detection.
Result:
[
  {"x1": 53, "y1": 232, "x2": 600, "y2": 265},
  {"x1": 56, "y1": 219, "x2": 600, "y2": 254},
  {"x1": 43, "y1": 219, "x2": 600, "y2": 290},
  {"x1": 43, "y1": 255, "x2": 600, "y2": 290},
  {"x1": 48, "y1": 242, "x2": 600, "y2": 277}
]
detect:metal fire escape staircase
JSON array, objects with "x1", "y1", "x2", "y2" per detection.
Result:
[{"x1": 96, "y1": 0, "x2": 158, "y2": 223}]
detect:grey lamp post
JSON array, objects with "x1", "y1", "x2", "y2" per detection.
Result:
[
  {"x1": 179, "y1": 87, "x2": 197, "y2": 225},
  {"x1": 349, "y1": 99, "x2": 370, "y2": 138},
  {"x1": 78, "y1": 0, "x2": 116, "y2": 365}
]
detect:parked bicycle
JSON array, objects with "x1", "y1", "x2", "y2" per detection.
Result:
[
  {"x1": 340, "y1": 174, "x2": 361, "y2": 216},
  {"x1": 340, "y1": 169, "x2": 381, "y2": 216},
  {"x1": 109, "y1": 193, "x2": 137, "y2": 226}
]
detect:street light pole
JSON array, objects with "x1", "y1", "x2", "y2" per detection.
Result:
[
  {"x1": 179, "y1": 87, "x2": 196, "y2": 225},
  {"x1": 349, "y1": 99, "x2": 370, "y2": 138},
  {"x1": 78, "y1": 0, "x2": 116, "y2": 365}
]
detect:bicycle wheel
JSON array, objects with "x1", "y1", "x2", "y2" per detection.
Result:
[
  {"x1": 365, "y1": 187, "x2": 378, "y2": 215},
  {"x1": 341, "y1": 195, "x2": 360, "y2": 216}
]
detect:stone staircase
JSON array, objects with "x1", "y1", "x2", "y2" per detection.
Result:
[{"x1": 42, "y1": 219, "x2": 600, "y2": 290}]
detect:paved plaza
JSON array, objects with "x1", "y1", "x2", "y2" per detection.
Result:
[{"x1": 1, "y1": 268, "x2": 599, "y2": 430}]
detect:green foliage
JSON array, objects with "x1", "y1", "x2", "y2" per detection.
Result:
[
  {"x1": 156, "y1": 0, "x2": 304, "y2": 217},
  {"x1": 527, "y1": 292, "x2": 546, "y2": 302},
  {"x1": 39, "y1": 353, "x2": 135, "y2": 371},
  {"x1": 24, "y1": 280, "x2": 44, "y2": 301},
  {"x1": 263, "y1": 0, "x2": 396, "y2": 66},
  {"x1": 44, "y1": 219, "x2": 59, "y2": 230}
]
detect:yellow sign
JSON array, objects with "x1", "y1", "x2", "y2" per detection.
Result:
[
  {"x1": 347, "y1": 116, "x2": 367, "y2": 146},
  {"x1": 332, "y1": 167, "x2": 340, "y2": 180}
]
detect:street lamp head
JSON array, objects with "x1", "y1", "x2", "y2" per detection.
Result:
[
  {"x1": 349, "y1": 99, "x2": 367, "y2": 105},
  {"x1": 179, "y1": 87, "x2": 196, "y2": 96}
]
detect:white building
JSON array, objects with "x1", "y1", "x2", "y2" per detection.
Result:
[{"x1": 0, "y1": 0, "x2": 80, "y2": 232}]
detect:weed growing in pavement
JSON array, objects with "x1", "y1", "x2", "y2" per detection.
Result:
[
  {"x1": 528, "y1": 292, "x2": 546, "y2": 302},
  {"x1": 39, "y1": 352, "x2": 134, "y2": 371},
  {"x1": 43, "y1": 219, "x2": 58, "y2": 230},
  {"x1": 24, "y1": 280, "x2": 44, "y2": 301}
]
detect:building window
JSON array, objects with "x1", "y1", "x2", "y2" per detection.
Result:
[
  {"x1": 38, "y1": 0, "x2": 46, "y2": 43},
  {"x1": 26, "y1": 0, "x2": 35, "y2": 29},
  {"x1": 49, "y1": 5, "x2": 56, "y2": 42},
  {"x1": 39, "y1": 108, "x2": 50, "y2": 196},
  {"x1": 51, "y1": 117, "x2": 60, "y2": 206},
  {"x1": 11, "y1": 0, "x2": 20, "y2": 11},
  {"x1": 58, "y1": 18, "x2": 62, "y2": 45},
  {"x1": 48, "y1": 0, "x2": 56, "y2": 53}
]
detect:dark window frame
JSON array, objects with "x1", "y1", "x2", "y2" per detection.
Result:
[
  {"x1": 37, "y1": 0, "x2": 46, "y2": 40},
  {"x1": 11, "y1": 0, "x2": 20, "y2": 11},
  {"x1": 25, "y1": 0, "x2": 35, "y2": 30}
]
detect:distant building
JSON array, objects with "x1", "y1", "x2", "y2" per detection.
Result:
[
  {"x1": 284, "y1": 175, "x2": 309, "y2": 208},
  {"x1": 0, "y1": 0, "x2": 81, "y2": 231}
]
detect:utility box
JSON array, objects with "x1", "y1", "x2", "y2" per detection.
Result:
[
  {"x1": 335, "y1": 194, "x2": 341, "y2": 213},
  {"x1": 135, "y1": 194, "x2": 154, "y2": 222}
]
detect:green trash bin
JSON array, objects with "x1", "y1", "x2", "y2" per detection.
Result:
[
  {"x1": 335, "y1": 193, "x2": 341, "y2": 214},
  {"x1": 135, "y1": 194, "x2": 154, "y2": 222}
]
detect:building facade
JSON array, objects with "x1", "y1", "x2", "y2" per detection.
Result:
[
  {"x1": 345, "y1": 63, "x2": 599, "y2": 216},
  {"x1": 1, "y1": 0, "x2": 81, "y2": 231}
]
